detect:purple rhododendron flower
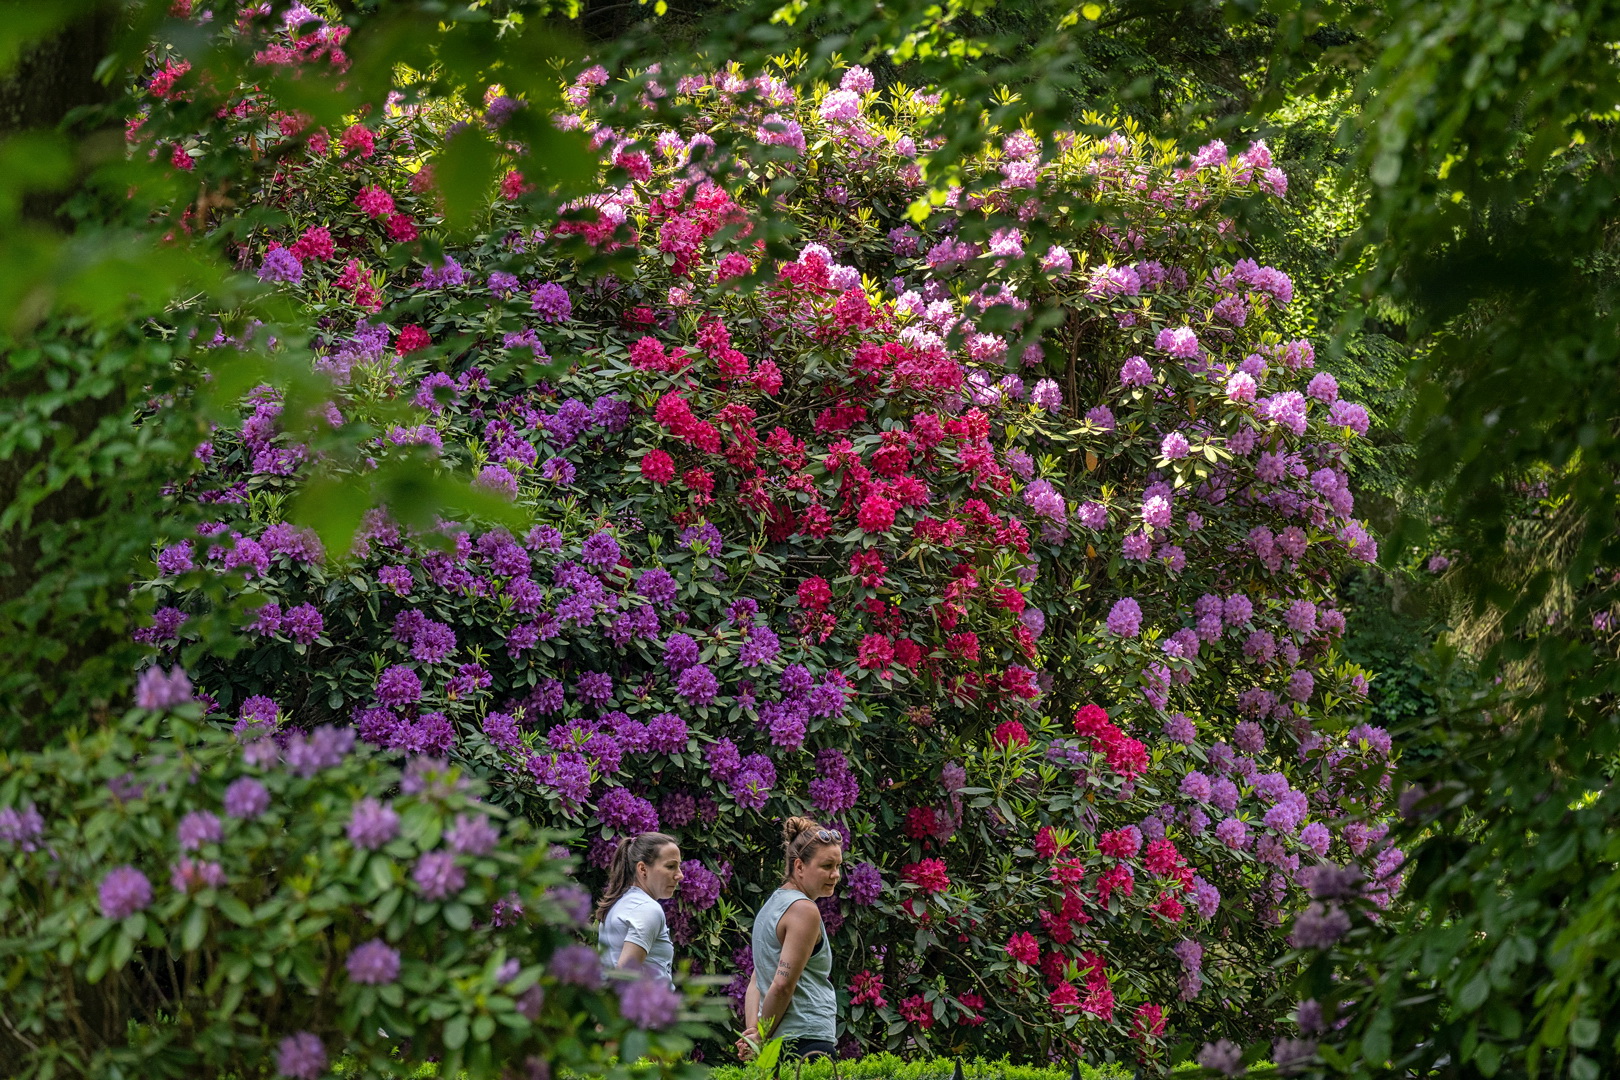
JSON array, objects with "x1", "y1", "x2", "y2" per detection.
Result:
[
  {"x1": 531, "y1": 282, "x2": 573, "y2": 321},
  {"x1": 276, "y1": 1032, "x2": 327, "y2": 1080},
  {"x1": 548, "y1": 942, "x2": 602, "y2": 987},
  {"x1": 348, "y1": 798, "x2": 399, "y2": 849},
  {"x1": 581, "y1": 531, "x2": 621, "y2": 568},
  {"x1": 224, "y1": 777, "x2": 270, "y2": 819},
  {"x1": 347, "y1": 939, "x2": 402, "y2": 984},
  {"x1": 675, "y1": 663, "x2": 719, "y2": 706},
  {"x1": 178, "y1": 810, "x2": 223, "y2": 851},
  {"x1": 445, "y1": 812, "x2": 500, "y2": 856},
  {"x1": 845, "y1": 861, "x2": 882, "y2": 905},
  {"x1": 413, "y1": 850, "x2": 466, "y2": 900},
  {"x1": 99, "y1": 866, "x2": 153, "y2": 920},
  {"x1": 618, "y1": 971, "x2": 681, "y2": 1028},
  {"x1": 376, "y1": 665, "x2": 422, "y2": 707},
  {"x1": 135, "y1": 666, "x2": 193, "y2": 710},
  {"x1": 1106, "y1": 597, "x2": 1143, "y2": 637},
  {"x1": 1155, "y1": 327, "x2": 1199, "y2": 358},
  {"x1": 258, "y1": 248, "x2": 303, "y2": 283}
]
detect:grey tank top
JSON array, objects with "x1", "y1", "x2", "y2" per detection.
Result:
[{"x1": 751, "y1": 888, "x2": 836, "y2": 1042}]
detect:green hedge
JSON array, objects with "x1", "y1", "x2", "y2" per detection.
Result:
[{"x1": 706, "y1": 1054, "x2": 1214, "y2": 1080}]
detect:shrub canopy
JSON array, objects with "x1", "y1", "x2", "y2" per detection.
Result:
[{"x1": 111, "y1": 11, "x2": 1397, "y2": 1065}]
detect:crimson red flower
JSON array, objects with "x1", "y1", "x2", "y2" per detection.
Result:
[
  {"x1": 1034, "y1": 825, "x2": 1068, "y2": 859},
  {"x1": 385, "y1": 212, "x2": 418, "y2": 243},
  {"x1": 1132, "y1": 1002, "x2": 1167, "y2": 1039},
  {"x1": 1001, "y1": 664, "x2": 1040, "y2": 699},
  {"x1": 849, "y1": 550, "x2": 885, "y2": 587},
  {"x1": 1098, "y1": 827, "x2": 1141, "y2": 859},
  {"x1": 339, "y1": 123, "x2": 375, "y2": 157},
  {"x1": 1152, "y1": 894, "x2": 1185, "y2": 922},
  {"x1": 1005, "y1": 931, "x2": 1039, "y2": 964},
  {"x1": 796, "y1": 577, "x2": 832, "y2": 610},
  {"x1": 639, "y1": 449, "x2": 675, "y2": 484},
  {"x1": 1143, "y1": 838, "x2": 1183, "y2": 876},
  {"x1": 994, "y1": 585, "x2": 1026, "y2": 613},
  {"x1": 849, "y1": 969, "x2": 886, "y2": 1008},
  {"x1": 1081, "y1": 981, "x2": 1115, "y2": 1021},
  {"x1": 857, "y1": 633, "x2": 894, "y2": 671},
  {"x1": 856, "y1": 492, "x2": 897, "y2": 533},
  {"x1": 892, "y1": 638, "x2": 922, "y2": 668},
  {"x1": 1049, "y1": 858, "x2": 1086, "y2": 887},
  {"x1": 1040, "y1": 909, "x2": 1076, "y2": 944},
  {"x1": 1074, "y1": 703, "x2": 1111, "y2": 736},
  {"x1": 681, "y1": 468, "x2": 714, "y2": 500},
  {"x1": 903, "y1": 806, "x2": 939, "y2": 839},
  {"x1": 945, "y1": 631, "x2": 981, "y2": 663},
  {"x1": 750, "y1": 358, "x2": 783, "y2": 394},
  {"x1": 992, "y1": 719, "x2": 1029, "y2": 748},
  {"x1": 289, "y1": 226, "x2": 334, "y2": 261},
  {"x1": 899, "y1": 994, "x2": 934, "y2": 1029},
  {"x1": 1105, "y1": 736, "x2": 1150, "y2": 778},
  {"x1": 395, "y1": 325, "x2": 431, "y2": 354},
  {"x1": 1096, "y1": 864, "x2": 1135, "y2": 905},
  {"x1": 957, "y1": 990, "x2": 987, "y2": 1026},
  {"x1": 902, "y1": 857, "x2": 950, "y2": 893},
  {"x1": 501, "y1": 169, "x2": 530, "y2": 200},
  {"x1": 1048, "y1": 981, "x2": 1080, "y2": 1012},
  {"x1": 354, "y1": 184, "x2": 394, "y2": 219}
]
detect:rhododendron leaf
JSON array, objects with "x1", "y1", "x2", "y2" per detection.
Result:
[
  {"x1": 109, "y1": 931, "x2": 134, "y2": 972},
  {"x1": 444, "y1": 902, "x2": 473, "y2": 931},
  {"x1": 294, "y1": 474, "x2": 371, "y2": 565},
  {"x1": 180, "y1": 906, "x2": 207, "y2": 952},
  {"x1": 434, "y1": 129, "x2": 500, "y2": 233}
]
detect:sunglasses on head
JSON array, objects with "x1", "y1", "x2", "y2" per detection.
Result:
[{"x1": 805, "y1": 828, "x2": 840, "y2": 843}]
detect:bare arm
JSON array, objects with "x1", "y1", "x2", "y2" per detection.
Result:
[
  {"x1": 615, "y1": 940, "x2": 649, "y2": 969},
  {"x1": 735, "y1": 976, "x2": 763, "y2": 1060},
  {"x1": 755, "y1": 900, "x2": 821, "y2": 1043}
]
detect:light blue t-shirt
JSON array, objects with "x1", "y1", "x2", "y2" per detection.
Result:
[{"x1": 598, "y1": 886, "x2": 675, "y2": 987}]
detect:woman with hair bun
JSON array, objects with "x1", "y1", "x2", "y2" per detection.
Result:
[
  {"x1": 595, "y1": 831, "x2": 683, "y2": 986},
  {"x1": 737, "y1": 816, "x2": 843, "y2": 1061}
]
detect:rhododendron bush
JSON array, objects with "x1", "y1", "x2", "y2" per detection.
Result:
[
  {"x1": 0, "y1": 699, "x2": 713, "y2": 1079},
  {"x1": 127, "y1": 12, "x2": 1400, "y2": 1062}
]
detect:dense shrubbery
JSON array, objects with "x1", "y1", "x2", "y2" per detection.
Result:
[
  {"x1": 0, "y1": 695, "x2": 715, "y2": 1079},
  {"x1": 708, "y1": 1052, "x2": 1180, "y2": 1080},
  {"x1": 100, "y1": 6, "x2": 1401, "y2": 1066}
]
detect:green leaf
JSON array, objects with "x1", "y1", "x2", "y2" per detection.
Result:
[
  {"x1": 181, "y1": 905, "x2": 208, "y2": 952},
  {"x1": 1362, "y1": 1008, "x2": 1393, "y2": 1064},
  {"x1": 294, "y1": 474, "x2": 371, "y2": 567},
  {"x1": 434, "y1": 130, "x2": 499, "y2": 233},
  {"x1": 368, "y1": 853, "x2": 396, "y2": 892},
  {"x1": 444, "y1": 1014, "x2": 469, "y2": 1051},
  {"x1": 443, "y1": 902, "x2": 473, "y2": 931},
  {"x1": 1458, "y1": 972, "x2": 1490, "y2": 1011},
  {"x1": 755, "y1": 1036, "x2": 783, "y2": 1072},
  {"x1": 218, "y1": 895, "x2": 255, "y2": 926},
  {"x1": 110, "y1": 930, "x2": 134, "y2": 972}
]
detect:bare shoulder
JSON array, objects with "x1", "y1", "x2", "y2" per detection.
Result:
[{"x1": 774, "y1": 895, "x2": 822, "y2": 943}]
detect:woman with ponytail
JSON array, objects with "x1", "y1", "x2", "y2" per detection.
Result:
[
  {"x1": 595, "y1": 831, "x2": 683, "y2": 986},
  {"x1": 736, "y1": 816, "x2": 843, "y2": 1062}
]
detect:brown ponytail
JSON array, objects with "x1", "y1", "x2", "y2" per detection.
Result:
[
  {"x1": 781, "y1": 815, "x2": 842, "y2": 884},
  {"x1": 593, "y1": 831, "x2": 678, "y2": 923}
]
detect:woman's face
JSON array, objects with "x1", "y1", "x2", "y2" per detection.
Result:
[
  {"x1": 637, "y1": 843, "x2": 684, "y2": 900},
  {"x1": 795, "y1": 844, "x2": 843, "y2": 898}
]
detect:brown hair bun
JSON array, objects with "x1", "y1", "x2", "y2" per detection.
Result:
[{"x1": 781, "y1": 815, "x2": 820, "y2": 846}]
